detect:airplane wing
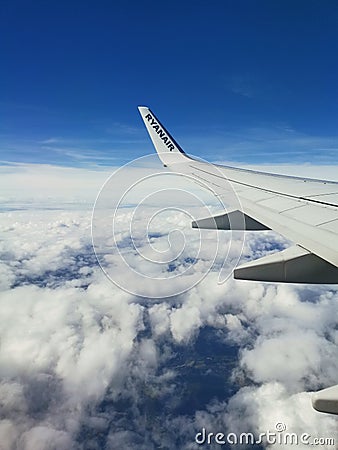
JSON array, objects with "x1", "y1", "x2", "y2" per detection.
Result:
[
  {"x1": 138, "y1": 106, "x2": 338, "y2": 285},
  {"x1": 138, "y1": 106, "x2": 338, "y2": 416}
]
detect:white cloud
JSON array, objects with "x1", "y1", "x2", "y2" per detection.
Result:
[
  {"x1": 0, "y1": 163, "x2": 111, "y2": 209},
  {"x1": 0, "y1": 163, "x2": 338, "y2": 448},
  {"x1": 225, "y1": 382, "x2": 338, "y2": 449}
]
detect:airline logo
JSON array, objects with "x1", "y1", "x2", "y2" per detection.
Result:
[{"x1": 144, "y1": 113, "x2": 175, "y2": 151}]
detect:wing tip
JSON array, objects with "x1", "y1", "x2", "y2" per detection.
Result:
[{"x1": 137, "y1": 106, "x2": 188, "y2": 160}]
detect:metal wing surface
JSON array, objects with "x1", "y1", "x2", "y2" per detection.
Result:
[{"x1": 138, "y1": 106, "x2": 338, "y2": 284}]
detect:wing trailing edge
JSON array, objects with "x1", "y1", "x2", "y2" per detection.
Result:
[
  {"x1": 312, "y1": 385, "x2": 338, "y2": 415},
  {"x1": 192, "y1": 210, "x2": 270, "y2": 231},
  {"x1": 234, "y1": 245, "x2": 338, "y2": 284}
]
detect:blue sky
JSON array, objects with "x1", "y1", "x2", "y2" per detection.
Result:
[{"x1": 1, "y1": 0, "x2": 338, "y2": 167}]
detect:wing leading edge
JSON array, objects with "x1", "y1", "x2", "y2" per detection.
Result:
[{"x1": 138, "y1": 106, "x2": 338, "y2": 285}]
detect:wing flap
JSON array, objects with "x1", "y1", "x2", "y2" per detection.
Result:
[
  {"x1": 312, "y1": 385, "x2": 338, "y2": 415},
  {"x1": 192, "y1": 210, "x2": 270, "y2": 231},
  {"x1": 234, "y1": 245, "x2": 338, "y2": 284},
  {"x1": 282, "y1": 204, "x2": 338, "y2": 226},
  {"x1": 320, "y1": 219, "x2": 338, "y2": 233}
]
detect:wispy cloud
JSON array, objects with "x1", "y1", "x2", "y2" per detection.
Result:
[
  {"x1": 182, "y1": 124, "x2": 338, "y2": 166},
  {"x1": 228, "y1": 76, "x2": 256, "y2": 98},
  {"x1": 2, "y1": 119, "x2": 338, "y2": 169},
  {"x1": 225, "y1": 72, "x2": 271, "y2": 99},
  {"x1": 105, "y1": 122, "x2": 143, "y2": 136},
  {"x1": 39, "y1": 138, "x2": 60, "y2": 144},
  {"x1": 0, "y1": 133, "x2": 148, "y2": 167},
  {"x1": 41, "y1": 145, "x2": 120, "y2": 162}
]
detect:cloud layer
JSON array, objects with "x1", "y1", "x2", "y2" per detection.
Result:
[{"x1": 1, "y1": 164, "x2": 338, "y2": 449}]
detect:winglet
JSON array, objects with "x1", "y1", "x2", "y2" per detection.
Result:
[{"x1": 138, "y1": 106, "x2": 188, "y2": 167}]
